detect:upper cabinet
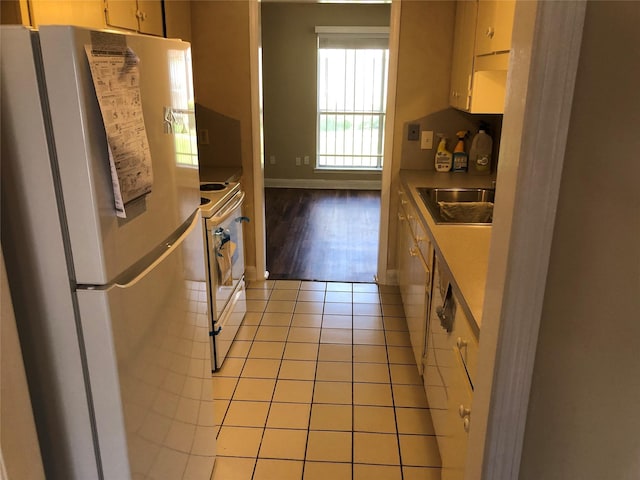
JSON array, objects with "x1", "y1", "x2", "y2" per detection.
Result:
[
  {"x1": 449, "y1": 0, "x2": 477, "y2": 111},
  {"x1": 24, "y1": 0, "x2": 106, "y2": 30},
  {"x1": 449, "y1": 0, "x2": 515, "y2": 114},
  {"x1": 6, "y1": 1, "x2": 191, "y2": 41},
  {"x1": 105, "y1": 0, "x2": 164, "y2": 36},
  {"x1": 474, "y1": 0, "x2": 515, "y2": 56}
]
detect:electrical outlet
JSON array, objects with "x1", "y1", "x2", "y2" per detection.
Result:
[
  {"x1": 303, "y1": 155, "x2": 310, "y2": 165},
  {"x1": 408, "y1": 123, "x2": 420, "y2": 141},
  {"x1": 421, "y1": 130, "x2": 434, "y2": 150},
  {"x1": 295, "y1": 156, "x2": 301, "y2": 166},
  {"x1": 269, "y1": 155, "x2": 276, "y2": 165}
]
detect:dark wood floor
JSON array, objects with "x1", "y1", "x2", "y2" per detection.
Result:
[{"x1": 265, "y1": 188, "x2": 380, "y2": 283}]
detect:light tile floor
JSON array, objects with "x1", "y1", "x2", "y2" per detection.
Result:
[{"x1": 210, "y1": 280, "x2": 441, "y2": 480}]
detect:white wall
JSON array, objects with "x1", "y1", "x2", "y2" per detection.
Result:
[{"x1": 518, "y1": 2, "x2": 640, "y2": 479}]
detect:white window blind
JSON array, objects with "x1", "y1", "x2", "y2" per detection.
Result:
[{"x1": 316, "y1": 26, "x2": 389, "y2": 171}]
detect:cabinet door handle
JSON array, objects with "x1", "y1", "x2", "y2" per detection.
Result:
[
  {"x1": 485, "y1": 26, "x2": 495, "y2": 38},
  {"x1": 459, "y1": 404, "x2": 471, "y2": 418},
  {"x1": 456, "y1": 337, "x2": 468, "y2": 349},
  {"x1": 398, "y1": 213, "x2": 406, "y2": 221},
  {"x1": 409, "y1": 247, "x2": 419, "y2": 257},
  {"x1": 463, "y1": 416, "x2": 471, "y2": 432}
]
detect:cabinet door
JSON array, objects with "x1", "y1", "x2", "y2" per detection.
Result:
[
  {"x1": 29, "y1": 0, "x2": 106, "y2": 29},
  {"x1": 137, "y1": 0, "x2": 165, "y2": 36},
  {"x1": 105, "y1": 0, "x2": 164, "y2": 36},
  {"x1": 441, "y1": 349, "x2": 473, "y2": 480},
  {"x1": 397, "y1": 204, "x2": 412, "y2": 317},
  {"x1": 424, "y1": 256, "x2": 449, "y2": 453},
  {"x1": 450, "y1": 0, "x2": 477, "y2": 110},
  {"x1": 105, "y1": 0, "x2": 139, "y2": 31},
  {"x1": 406, "y1": 240, "x2": 429, "y2": 373},
  {"x1": 475, "y1": 0, "x2": 516, "y2": 56}
]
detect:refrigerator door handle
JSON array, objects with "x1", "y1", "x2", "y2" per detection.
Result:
[{"x1": 112, "y1": 212, "x2": 200, "y2": 290}]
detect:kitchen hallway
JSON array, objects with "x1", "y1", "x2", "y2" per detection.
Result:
[{"x1": 210, "y1": 280, "x2": 441, "y2": 480}]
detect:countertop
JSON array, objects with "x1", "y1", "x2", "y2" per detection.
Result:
[
  {"x1": 199, "y1": 166, "x2": 242, "y2": 184},
  {"x1": 400, "y1": 170, "x2": 496, "y2": 335}
]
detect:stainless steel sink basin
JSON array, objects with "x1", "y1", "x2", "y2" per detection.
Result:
[{"x1": 416, "y1": 187, "x2": 495, "y2": 225}]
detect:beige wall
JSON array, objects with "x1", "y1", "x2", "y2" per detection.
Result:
[
  {"x1": 385, "y1": 0, "x2": 456, "y2": 273},
  {"x1": 191, "y1": 0, "x2": 257, "y2": 269},
  {"x1": 261, "y1": 2, "x2": 390, "y2": 183},
  {"x1": 518, "y1": 2, "x2": 640, "y2": 479}
]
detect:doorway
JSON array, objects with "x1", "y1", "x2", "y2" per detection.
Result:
[{"x1": 260, "y1": 2, "x2": 391, "y2": 282}]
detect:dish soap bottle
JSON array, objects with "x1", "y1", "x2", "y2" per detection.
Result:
[
  {"x1": 452, "y1": 130, "x2": 468, "y2": 172},
  {"x1": 434, "y1": 135, "x2": 452, "y2": 172},
  {"x1": 469, "y1": 129, "x2": 493, "y2": 175}
]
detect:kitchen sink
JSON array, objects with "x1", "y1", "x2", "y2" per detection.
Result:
[{"x1": 416, "y1": 187, "x2": 495, "y2": 225}]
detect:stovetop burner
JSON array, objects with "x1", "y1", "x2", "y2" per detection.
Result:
[
  {"x1": 199, "y1": 181, "x2": 241, "y2": 218},
  {"x1": 200, "y1": 182, "x2": 227, "y2": 192}
]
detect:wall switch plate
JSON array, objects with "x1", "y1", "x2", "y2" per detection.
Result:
[
  {"x1": 295, "y1": 156, "x2": 301, "y2": 166},
  {"x1": 269, "y1": 155, "x2": 276, "y2": 165},
  {"x1": 408, "y1": 123, "x2": 420, "y2": 141},
  {"x1": 421, "y1": 130, "x2": 434, "y2": 149},
  {"x1": 303, "y1": 155, "x2": 310, "y2": 165}
]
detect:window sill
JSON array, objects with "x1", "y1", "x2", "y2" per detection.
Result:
[{"x1": 314, "y1": 167, "x2": 383, "y2": 174}]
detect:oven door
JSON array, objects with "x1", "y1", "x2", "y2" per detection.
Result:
[{"x1": 205, "y1": 191, "x2": 246, "y2": 320}]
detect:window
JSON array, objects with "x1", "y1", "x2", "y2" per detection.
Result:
[
  {"x1": 316, "y1": 27, "x2": 389, "y2": 171},
  {"x1": 168, "y1": 48, "x2": 198, "y2": 167}
]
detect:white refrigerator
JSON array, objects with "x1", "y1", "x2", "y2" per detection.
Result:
[{"x1": 1, "y1": 26, "x2": 216, "y2": 480}]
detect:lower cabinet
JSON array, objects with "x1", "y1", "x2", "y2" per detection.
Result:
[
  {"x1": 396, "y1": 187, "x2": 479, "y2": 480},
  {"x1": 397, "y1": 189, "x2": 432, "y2": 373},
  {"x1": 425, "y1": 255, "x2": 477, "y2": 480}
]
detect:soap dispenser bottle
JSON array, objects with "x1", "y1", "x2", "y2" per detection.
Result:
[
  {"x1": 434, "y1": 134, "x2": 453, "y2": 172},
  {"x1": 452, "y1": 130, "x2": 469, "y2": 172}
]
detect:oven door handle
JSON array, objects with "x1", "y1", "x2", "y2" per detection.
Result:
[{"x1": 208, "y1": 191, "x2": 246, "y2": 225}]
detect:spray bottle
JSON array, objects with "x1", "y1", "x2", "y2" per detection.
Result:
[
  {"x1": 452, "y1": 130, "x2": 469, "y2": 172},
  {"x1": 434, "y1": 134, "x2": 452, "y2": 172}
]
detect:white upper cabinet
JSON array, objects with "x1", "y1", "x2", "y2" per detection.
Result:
[
  {"x1": 474, "y1": 0, "x2": 516, "y2": 56},
  {"x1": 449, "y1": 0, "x2": 477, "y2": 111},
  {"x1": 105, "y1": 0, "x2": 164, "y2": 36},
  {"x1": 25, "y1": 0, "x2": 106, "y2": 30},
  {"x1": 17, "y1": 0, "x2": 189, "y2": 39},
  {"x1": 449, "y1": 0, "x2": 515, "y2": 114}
]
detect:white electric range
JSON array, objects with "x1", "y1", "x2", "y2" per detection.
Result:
[{"x1": 199, "y1": 181, "x2": 247, "y2": 371}]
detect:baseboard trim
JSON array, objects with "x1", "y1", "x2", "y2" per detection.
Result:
[
  {"x1": 244, "y1": 266, "x2": 268, "y2": 282},
  {"x1": 264, "y1": 178, "x2": 382, "y2": 190}
]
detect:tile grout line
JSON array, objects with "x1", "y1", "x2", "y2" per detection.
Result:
[
  {"x1": 250, "y1": 280, "x2": 301, "y2": 479},
  {"x1": 351, "y1": 287, "x2": 355, "y2": 480},
  {"x1": 382, "y1": 287, "x2": 406, "y2": 480},
  {"x1": 301, "y1": 281, "x2": 324, "y2": 477}
]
